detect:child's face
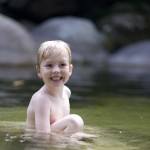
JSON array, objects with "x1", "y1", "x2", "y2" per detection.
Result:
[{"x1": 38, "y1": 50, "x2": 73, "y2": 87}]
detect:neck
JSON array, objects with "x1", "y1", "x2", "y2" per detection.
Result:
[{"x1": 43, "y1": 84, "x2": 63, "y2": 97}]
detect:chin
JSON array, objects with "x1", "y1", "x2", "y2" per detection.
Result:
[{"x1": 51, "y1": 80, "x2": 64, "y2": 86}]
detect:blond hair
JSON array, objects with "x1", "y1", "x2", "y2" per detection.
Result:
[{"x1": 36, "y1": 40, "x2": 72, "y2": 69}]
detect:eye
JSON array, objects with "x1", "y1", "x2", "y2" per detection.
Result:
[
  {"x1": 60, "y1": 63, "x2": 67, "y2": 67},
  {"x1": 45, "y1": 64, "x2": 53, "y2": 68}
]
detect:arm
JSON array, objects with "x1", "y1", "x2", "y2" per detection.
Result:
[
  {"x1": 64, "y1": 86, "x2": 71, "y2": 114},
  {"x1": 64, "y1": 85, "x2": 71, "y2": 98},
  {"x1": 33, "y1": 95, "x2": 51, "y2": 134}
]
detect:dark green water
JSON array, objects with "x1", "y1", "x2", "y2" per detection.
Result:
[{"x1": 0, "y1": 79, "x2": 150, "y2": 150}]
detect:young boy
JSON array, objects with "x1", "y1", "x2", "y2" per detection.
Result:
[{"x1": 26, "y1": 40, "x2": 84, "y2": 135}]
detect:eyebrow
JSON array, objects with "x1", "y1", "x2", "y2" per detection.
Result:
[{"x1": 45, "y1": 59, "x2": 68, "y2": 63}]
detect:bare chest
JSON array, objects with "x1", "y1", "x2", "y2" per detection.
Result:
[{"x1": 50, "y1": 97, "x2": 70, "y2": 123}]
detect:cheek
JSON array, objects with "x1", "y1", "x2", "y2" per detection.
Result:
[
  {"x1": 38, "y1": 69, "x2": 49, "y2": 78},
  {"x1": 43, "y1": 71, "x2": 50, "y2": 78}
]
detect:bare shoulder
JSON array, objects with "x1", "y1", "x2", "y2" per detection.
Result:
[
  {"x1": 29, "y1": 88, "x2": 50, "y2": 110},
  {"x1": 64, "y1": 85, "x2": 71, "y2": 98}
]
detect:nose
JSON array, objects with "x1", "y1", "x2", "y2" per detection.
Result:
[{"x1": 52, "y1": 65, "x2": 60, "y2": 73}]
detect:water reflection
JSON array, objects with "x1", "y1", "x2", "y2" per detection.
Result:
[
  {"x1": 0, "y1": 75, "x2": 150, "y2": 107},
  {"x1": 0, "y1": 80, "x2": 41, "y2": 106}
]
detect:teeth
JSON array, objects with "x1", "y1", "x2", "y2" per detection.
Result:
[{"x1": 51, "y1": 77, "x2": 62, "y2": 81}]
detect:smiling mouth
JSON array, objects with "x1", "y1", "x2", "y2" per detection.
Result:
[{"x1": 50, "y1": 76, "x2": 63, "y2": 81}]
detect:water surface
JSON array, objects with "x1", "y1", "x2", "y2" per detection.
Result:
[{"x1": 0, "y1": 79, "x2": 150, "y2": 150}]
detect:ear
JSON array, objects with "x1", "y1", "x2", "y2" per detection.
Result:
[
  {"x1": 69, "y1": 64, "x2": 73, "y2": 76},
  {"x1": 36, "y1": 65, "x2": 42, "y2": 79}
]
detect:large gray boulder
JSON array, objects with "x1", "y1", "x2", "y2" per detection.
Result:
[
  {"x1": 108, "y1": 40, "x2": 150, "y2": 82},
  {"x1": 0, "y1": 14, "x2": 36, "y2": 79}
]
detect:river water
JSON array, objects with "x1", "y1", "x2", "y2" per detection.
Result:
[{"x1": 0, "y1": 79, "x2": 150, "y2": 150}]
